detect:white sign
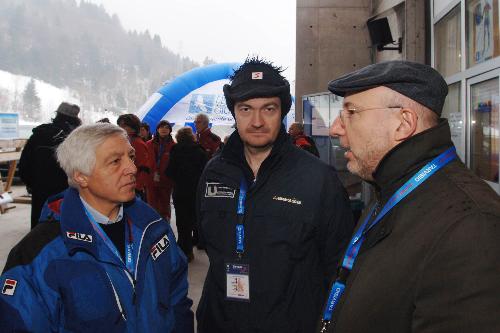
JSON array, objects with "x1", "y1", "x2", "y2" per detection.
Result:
[{"x1": 0, "y1": 113, "x2": 19, "y2": 139}]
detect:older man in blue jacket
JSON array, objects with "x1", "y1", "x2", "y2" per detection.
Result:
[{"x1": 0, "y1": 123, "x2": 193, "y2": 333}]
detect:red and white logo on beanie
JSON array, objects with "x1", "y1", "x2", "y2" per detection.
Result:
[{"x1": 251, "y1": 72, "x2": 263, "y2": 80}]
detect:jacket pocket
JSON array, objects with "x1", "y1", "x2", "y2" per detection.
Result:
[
  {"x1": 199, "y1": 197, "x2": 237, "y2": 253},
  {"x1": 253, "y1": 206, "x2": 317, "y2": 261},
  {"x1": 48, "y1": 260, "x2": 126, "y2": 333}
]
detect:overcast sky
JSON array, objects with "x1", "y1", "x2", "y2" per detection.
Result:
[{"x1": 86, "y1": 0, "x2": 296, "y2": 81}]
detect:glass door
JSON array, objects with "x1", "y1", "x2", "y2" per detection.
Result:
[{"x1": 467, "y1": 69, "x2": 500, "y2": 193}]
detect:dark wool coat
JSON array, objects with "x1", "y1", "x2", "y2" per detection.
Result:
[
  {"x1": 196, "y1": 127, "x2": 354, "y2": 333},
  {"x1": 323, "y1": 120, "x2": 500, "y2": 333},
  {"x1": 165, "y1": 141, "x2": 207, "y2": 200},
  {"x1": 19, "y1": 121, "x2": 71, "y2": 229}
]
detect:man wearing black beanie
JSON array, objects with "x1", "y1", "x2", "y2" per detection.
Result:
[{"x1": 196, "y1": 57, "x2": 354, "y2": 333}]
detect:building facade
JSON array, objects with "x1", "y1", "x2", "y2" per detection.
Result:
[{"x1": 296, "y1": 0, "x2": 500, "y2": 196}]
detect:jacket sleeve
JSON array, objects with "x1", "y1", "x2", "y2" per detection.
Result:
[
  {"x1": 412, "y1": 213, "x2": 500, "y2": 332},
  {"x1": 136, "y1": 141, "x2": 151, "y2": 173},
  {"x1": 1, "y1": 261, "x2": 57, "y2": 332},
  {"x1": 164, "y1": 147, "x2": 177, "y2": 181},
  {"x1": 195, "y1": 157, "x2": 210, "y2": 250},
  {"x1": 318, "y1": 168, "x2": 355, "y2": 286},
  {"x1": 18, "y1": 136, "x2": 36, "y2": 190},
  {"x1": 166, "y1": 226, "x2": 194, "y2": 333}
]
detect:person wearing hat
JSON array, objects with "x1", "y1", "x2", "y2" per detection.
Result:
[
  {"x1": 195, "y1": 57, "x2": 354, "y2": 333},
  {"x1": 19, "y1": 102, "x2": 81, "y2": 229},
  {"x1": 319, "y1": 60, "x2": 500, "y2": 333}
]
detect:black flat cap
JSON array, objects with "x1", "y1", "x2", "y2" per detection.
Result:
[{"x1": 328, "y1": 60, "x2": 448, "y2": 116}]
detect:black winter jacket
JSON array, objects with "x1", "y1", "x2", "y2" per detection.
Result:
[
  {"x1": 323, "y1": 120, "x2": 500, "y2": 333},
  {"x1": 196, "y1": 127, "x2": 354, "y2": 333},
  {"x1": 165, "y1": 141, "x2": 208, "y2": 200},
  {"x1": 19, "y1": 121, "x2": 73, "y2": 228},
  {"x1": 19, "y1": 122, "x2": 70, "y2": 192}
]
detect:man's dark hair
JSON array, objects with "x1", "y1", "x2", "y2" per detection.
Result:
[
  {"x1": 153, "y1": 120, "x2": 173, "y2": 142},
  {"x1": 175, "y1": 127, "x2": 195, "y2": 144},
  {"x1": 223, "y1": 56, "x2": 292, "y2": 119},
  {"x1": 97, "y1": 118, "x2": 110, "y2": 123},
  {"x1": 117, "y1": 114, "x2": 141, "y2": 135}
]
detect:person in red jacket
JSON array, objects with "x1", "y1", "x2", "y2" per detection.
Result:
[
  {"x1": 117, "y1": 114, "x2": 152, "y2": 201},
  {"x1": 194, "y1": 113, "x2": 221, "y2": 158},
  {"x1": 147, "y1": 120, "x2": 176, "y2": 220},
  {"x1": 288, "y1": 122, "x2": 320, "y2": 157}
]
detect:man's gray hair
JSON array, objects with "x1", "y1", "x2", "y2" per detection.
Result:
[
  {"x1": 195, "y1": 113, "x2": 209, "y2": 124},
  {"x1": 57, "y1": 123, "x2": 127, "y2": 188}
]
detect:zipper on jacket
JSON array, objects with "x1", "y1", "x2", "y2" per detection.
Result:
[
  {"x1": 105, "y1": 271, "x2": 127, "y2": 322},
  {"x1": 134, "y1": 218, "x2": 162, "y2": 281},
  {"x1": 123, "y1": 268, "x2": 137, "y2": 305},
  {"x1": 131, "y1": 217, "x2": 162, "y2": 306}
]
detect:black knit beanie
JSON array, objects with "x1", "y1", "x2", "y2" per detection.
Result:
[{"x1": 223, "y1": 57, "x2": 292, "y2": 119}]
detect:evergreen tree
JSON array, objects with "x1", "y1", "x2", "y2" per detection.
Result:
[
  {"x1": 203, "y1": 57, "x2": 216, "y2": 66},
  {"x1": 22, "y1": 78, "x2": 41, "y2": 122},
  {"x1": 0, "y1": 0, "x2": 199, "y2": 115}
]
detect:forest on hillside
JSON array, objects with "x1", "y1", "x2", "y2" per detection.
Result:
[{"x1": 0, "y1": 0, "x2": 202, "y2": 115}]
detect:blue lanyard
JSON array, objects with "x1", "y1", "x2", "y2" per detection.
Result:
[
  {"x1": 124, "y1": 219, "x2": 134, "y2": 275},
  {"x1": 156, "y1": 142, "x2": 165, "y2": 167},
  {"x1": 84, "y1": 207, "x2": 135, "y2": 275},
  {"x1": 321, "y1": 147, "x2": 457, "y2": 326},
  {"x1": 236, "y1": 178, "x2": 248, "y2": 255}
]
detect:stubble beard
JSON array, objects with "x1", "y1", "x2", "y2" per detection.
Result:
[{"x1": 348, "y1": 139, "x2": 391, "y2": 181}]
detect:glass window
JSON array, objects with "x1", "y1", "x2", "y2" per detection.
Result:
[
  {"x1": 466, "y1": 0, "x2": 500, "y2": 68},
  {"x1": 470, "y1": 77, "x2": 499, "y2": 183},
  {"x1": 311, "y1": 94, "x2": 330, "y2": 136},
  {"x1": 303, "y1": 93, "x2": 363, "y2": 200},
  {"x1": 435, "y1": 5, "x2": 462, "y2": 76},
  {"x1": 435, "y1": 0, "x2": 457, "y2": 16},
  {"x1": 442, "y1": 82, "x2": 463, "y2": 150}
]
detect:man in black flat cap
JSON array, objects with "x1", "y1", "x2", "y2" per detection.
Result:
[
  {"x1": 318, "y1": 60, "x2": 500, "y2": 333},
  {"x1": 19, "y1": 102, "x2": 81, "y2": 229},
  {"x1": 196, "y1": 57, "x2": 354, "y2": 333}
]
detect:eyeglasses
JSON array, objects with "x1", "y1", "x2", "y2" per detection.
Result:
[{"x1": 339, "y1": 106, "x2": 402, "y2": 126}]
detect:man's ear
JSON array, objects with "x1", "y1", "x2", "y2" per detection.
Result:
[
  {"x1": 73, "y1": 171, "x2": 89, "y2": 188},
  {"x1": 394, "y1": 108, "x2": 418, "y2": 141}
]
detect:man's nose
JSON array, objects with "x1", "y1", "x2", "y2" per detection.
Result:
[
  {"x1": 250, "y1": 110, "x2": 263, "y2": 127},
  {"x1": 125, "y1": 157, "x2": 137, "y2": 175},
  {"x1": 330, "y1": 116, "x2": 345, "y2": 137}
]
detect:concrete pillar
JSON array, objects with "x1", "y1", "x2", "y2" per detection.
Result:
[{"x1": 296, "y1": 0, "x2": 372, "y2": 119}]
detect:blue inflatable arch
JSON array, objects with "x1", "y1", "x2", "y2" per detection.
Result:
[{"x1": 140, "y1": 63, "x2": 240, "y2": 128}]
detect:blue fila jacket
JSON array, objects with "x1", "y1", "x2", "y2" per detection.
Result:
[{"x1": 0, "y1": 188, "x2": 194, "y2": 333}]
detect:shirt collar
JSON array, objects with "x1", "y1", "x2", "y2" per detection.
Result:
[{"x1": 79, "y1": 196, "x2": 124, "y2": 225}]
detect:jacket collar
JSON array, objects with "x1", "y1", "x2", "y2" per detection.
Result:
[
  {"x1": 359, "y1": 120, "x2": 455, "y2": 249},
  {"x1": 372, "y1": 119, "x2": 455, "y2": 202},
  {"x1": 220, "y1": 125, "x2": 291, "y2": 184},
  {"x1": 57, "y1": 188, "x2": 163, "y2": 259},
  {"x1": 197, "y1": 127, "x2": 211, "y2": 138}
]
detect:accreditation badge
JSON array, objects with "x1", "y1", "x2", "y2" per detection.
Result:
[
  {"x1": 153, "y1": 172, "x2": 160, "y2": 182},
  {"x1": 226, "y1": 263, "x2": 250, "y2": 301}
]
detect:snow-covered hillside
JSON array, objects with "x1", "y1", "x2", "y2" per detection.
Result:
[
  {"x1": 0, "y1": 70, "x2": 80, "y2": 125},
  {"x1": 0, "y1": 70, "x2": 120, "y2": 129}
]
